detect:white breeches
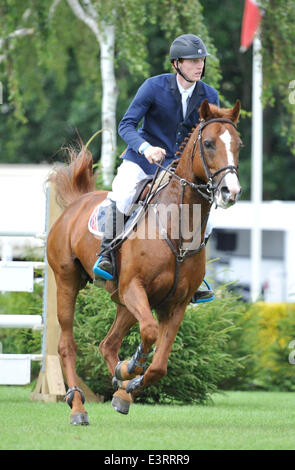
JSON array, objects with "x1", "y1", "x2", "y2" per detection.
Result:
[
  {"x1": 108, "y1": 160, "x2": 148, "y2": 214},
  {"x1": 107, "y1": 159, "x2": 213, "y2": 238}
]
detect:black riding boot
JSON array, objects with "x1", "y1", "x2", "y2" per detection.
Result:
[{"x1": 93, "y1": 200, "x2": 118, "y2": 279}]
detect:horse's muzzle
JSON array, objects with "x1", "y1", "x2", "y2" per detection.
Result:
[{"x1": 216, "y1": 181, "x2": 242, "y2": 209}]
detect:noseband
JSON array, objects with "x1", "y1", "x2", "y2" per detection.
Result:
[{"x1": 194, "y1": 117, "x2": 239, "y2": 203}]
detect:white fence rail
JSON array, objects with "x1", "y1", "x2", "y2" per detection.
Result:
[
  {"x1": 0, "y1": 186, "x2": 49, "y2": 385},
  {"x1": 0, "y1": 314, "x2": 43, "y2": 329}
]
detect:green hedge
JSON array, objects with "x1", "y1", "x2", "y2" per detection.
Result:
[
  {"x1": 2, "y1": 281, "x2": 295, "y2": 400},
  {"x1": 224, "y1": 302, "x2": 295, "y2": 391}
]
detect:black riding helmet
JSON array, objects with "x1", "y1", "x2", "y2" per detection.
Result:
[{"x1": 169, "y1": 34, "x2": 210, "y2": 82}]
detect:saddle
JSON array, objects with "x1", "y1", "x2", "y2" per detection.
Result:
[
  {"x1": 89, "y1": 166, "x2": 175, "y2": 287},
  {"x1": 127, "y1": 165, "x2": 174, "y2": 212},
  {"x1": 88, "y1": 166, "x2": 174, "y2": 240}
]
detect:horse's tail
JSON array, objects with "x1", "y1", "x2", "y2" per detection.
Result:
[{"x1": 48, "y1": 144, "x2": 97, "y2": 209}]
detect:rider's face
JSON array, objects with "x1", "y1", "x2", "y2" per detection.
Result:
[{"x1": 177, "y1": 58, "x2": 205, "y2": 82}]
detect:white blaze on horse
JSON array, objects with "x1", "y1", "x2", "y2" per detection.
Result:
[{"x1": 216, "y1": 129, "x2": 241, "y2": 207}]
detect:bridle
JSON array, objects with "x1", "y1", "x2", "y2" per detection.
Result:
[
  {"x1": 195, "y1": 117, "x2": 239, "y2": 203},
  {"x1": 154, "y1": 117, "x2": 239, "y2": 204}
]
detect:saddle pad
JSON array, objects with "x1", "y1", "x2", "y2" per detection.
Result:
[
  {"x1": 88, "y1": 200, "x2": 109, "y2": 238},
  {"x1": 88, "y1": 171, "x2": 173, "y2": 239},
  {"x1": 88, "y1": 199, "x2": 145, "y2": 240}
]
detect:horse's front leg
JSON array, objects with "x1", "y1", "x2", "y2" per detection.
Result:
[
  {"x1": 121, "y1": 278, "x2": 159, "y2": 354},
  {"x1": 99, "y1": 304, "x2": 137, "y2": 415},
  {"x1": 112, "y1": 278, "x2": 159, "y2": 393},
  {"x1": 124, "y1": 304, "x2": 187, "y2": 396}
]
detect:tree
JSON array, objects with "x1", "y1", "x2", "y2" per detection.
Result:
[
  {"x1": 63, "y1": 0, "x2": 117, "y2": 186},
  {"x1": 260, "y1": 0, "x2": 295, "y2": 154},
  {"x1": 0, "y1": 0, "x2": 220, "y2": 186},
  {"x1": 202, "y1": 0, "x2": 295, "y2": 200}
]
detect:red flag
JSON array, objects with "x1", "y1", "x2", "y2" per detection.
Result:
[{"x1": 240, "y1": 0, "x2": 262, "y2": 52}]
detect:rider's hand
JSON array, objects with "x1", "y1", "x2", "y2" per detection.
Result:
[{"x1": 144, "y1": 145, "x2": 166, "y2": 164}]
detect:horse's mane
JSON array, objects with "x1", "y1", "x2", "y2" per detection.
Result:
[
  {"x1": 203, "y1": 104, "x2": 237, "y2": 121},
  {"x1": 177, "y1": 103, "x2": 238, "y2": 156}
]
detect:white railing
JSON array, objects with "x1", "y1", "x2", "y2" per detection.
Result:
[
  {"x1": 0, "y1": 314, "x2": 43, "y2": 329},
  {"x1": 0, "y1": 187, "x2": 49, "y2": 384}
]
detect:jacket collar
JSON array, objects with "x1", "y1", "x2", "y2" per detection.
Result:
[
  {"x1": 169, "y1": 74, "x2": 206, "y2": 120},
  {"x1": 186, "y1": 80, "x2": 205, "y2": 119},
  {"x1": 169, "y1": 74, "x2": 182, "y2": 109}
]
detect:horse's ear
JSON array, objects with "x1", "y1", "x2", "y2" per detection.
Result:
[
  {"x1": 231, "y1": 99, "x2": 241, "y2": 124},
  {"x1": 199, "y1": 98, "x2": 212, "y2": 121}
]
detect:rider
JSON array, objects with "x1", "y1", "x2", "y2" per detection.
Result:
[{"x1": 94, "y1": 34, "x2": 219, "y2": 303}]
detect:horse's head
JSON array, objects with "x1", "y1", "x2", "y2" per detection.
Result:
[{"x1": 193, "y1": 99, "x2": 242, "y2": 209}]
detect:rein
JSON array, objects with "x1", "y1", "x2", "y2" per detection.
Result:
[{"x1": 152, "y1": 117, "x2": 238, "y2": 308}]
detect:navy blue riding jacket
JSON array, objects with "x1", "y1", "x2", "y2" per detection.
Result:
[{"x1": 118, "y1": 73, "x2": 219, "y2": 175}]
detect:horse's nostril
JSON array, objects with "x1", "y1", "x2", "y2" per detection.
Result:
[
  {"x1": 221, "y1": 185, "x2": 241, "y2": 202},
  {"x1": 221, "y1": 186, "x2": 230, "y2": 198}
]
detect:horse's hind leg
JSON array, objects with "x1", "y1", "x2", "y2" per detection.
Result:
[
  {"x1": 55, "y1": 271, "x2": 89, "y2": 425},
  {"x1": 99, "y1": 304, "x2": 137, "y2": 415}
]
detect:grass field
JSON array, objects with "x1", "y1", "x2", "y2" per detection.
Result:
[{"x1": 0, "y1": 386, "x2": 295, "y2": 450}]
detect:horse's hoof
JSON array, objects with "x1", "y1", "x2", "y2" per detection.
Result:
[
  {"x1": 111, "y1": 395, "x2": 130, "y2": 415},
  {"x1": 70, "y1": 412, "x2": 90, "y2": 425}
]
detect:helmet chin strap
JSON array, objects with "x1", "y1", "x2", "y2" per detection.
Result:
[{"x1": 175, "y1": 60, "x2": 195, "y2": 83}]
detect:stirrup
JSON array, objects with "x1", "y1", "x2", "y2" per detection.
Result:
[
  {"x1": 190, "y1": 279, "x2": 215, "y2": 305},
  {"x1": 93, "y1": 255, "x2": 114, "y2": 281}
]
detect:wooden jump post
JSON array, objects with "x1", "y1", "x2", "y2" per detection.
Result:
[{"x1": 31, "y1": 182, "x2": 99, "y2": 404}]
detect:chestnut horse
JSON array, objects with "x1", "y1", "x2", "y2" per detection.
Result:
[{"x1": 47, "y1": 99, "x2": 242, "y2": 425}]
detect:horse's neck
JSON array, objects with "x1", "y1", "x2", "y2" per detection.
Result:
[
  {"x1": 174, "y1": 139, "x2": 207, "y2": 207},
  {"x1": 174, "y1": 139, "x2": 195, "y2": 186},
  {"x1": 156, "y1": 145, "x2": 211, "y2": 241}
]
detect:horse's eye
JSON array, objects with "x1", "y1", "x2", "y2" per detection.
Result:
[{"x1": 204, "y1": 139, "x2": 214, "y2": 149}]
